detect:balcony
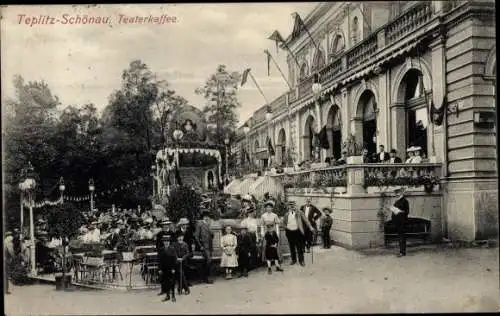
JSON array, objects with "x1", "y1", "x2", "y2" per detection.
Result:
[
  {"x1": 255, "y1": 1, "x2": 440, "y2": 115},
  {"x1": 266, "y1": 162, "x2": 441, "y2": 194}
]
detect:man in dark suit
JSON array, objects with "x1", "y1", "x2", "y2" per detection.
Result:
[
  {"x1": 158, "y1": 235, "x2": 178, "y2": 302},
  {"x1": 176, "y1": 218, "x2": 194, "y2": 253},
  {"x1": 389, "y1": 149, "x2": 403, "y2": 163},
  {"x1": 283, "y1": 201, "x2": 315, "y2": 266},
  {"x1": 194, "y1": 209, "x2": 214, "y2": 284},
  {"x1": 156, "y1": 218, "x2": 175, "y2": 252},
  {"x1": 300, "y1": 198, "x2": 322, "y2": 253},
  {"x1": 391, "y1": 187, "x2": 410, "y2": 257},
  {"x1": 236, "y1": 224, "x2": 253, "y2": 278},
  {"x1": 336, "y1": 151, "x2": 348, "y2": 165},
  {"x1": 378, "y1": 145, "x2": 390, "y2": 162}
]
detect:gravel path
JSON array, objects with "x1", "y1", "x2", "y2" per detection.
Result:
[{"x1": 5, "y1": 245, "x2": 499, "y2": 314}]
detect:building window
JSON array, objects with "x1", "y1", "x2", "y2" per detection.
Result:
[
  {"x1": 351, "y1": 17, "x2": 359, "y2": 44},
  {"x1": 300, "y1": 63, "x2": 309, "y2": 80},
  {"x1": 311, "y1": 49, "x2": 326, "y2": 73},
  {"x1": 331, "y1": 34, "x2": 345, "y2": 57}
]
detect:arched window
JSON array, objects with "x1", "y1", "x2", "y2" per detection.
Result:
[
  {"x1": 312, "y1": 49, "x2": 326, "y2": 72},
  {"x1": 351, "y1": 17, "x2": 359, "y2": 44},
  {"x1": 331, "y1": 34, "x2": 345, "y2": 56},
  {"x1": 300, "y1": 63, "x2": 309, "y2": 80}
]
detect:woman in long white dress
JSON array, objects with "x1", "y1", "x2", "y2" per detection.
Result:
[{"x1": 220, "y1": 226, "x2": 238, "y2": 279}]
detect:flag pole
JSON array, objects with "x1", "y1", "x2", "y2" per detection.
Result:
[
  {"x1": 265, "y1": 50, "x2": 293, "y2": 90},
  {"x1": 293, "y1": 12, "x2": 321, "y2": 53},
  {"x1": 248, "y1": 71, "x2": 270, "y2": 105}
]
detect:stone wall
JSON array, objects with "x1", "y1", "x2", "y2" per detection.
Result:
[
  {"x1": 285, "y1": 188, "x2": 443, "y2": 249},
  {"x1": 443, "y1": 3, "x2": 498, "y2": 241}
]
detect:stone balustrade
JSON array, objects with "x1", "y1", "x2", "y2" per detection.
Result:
[
  {"x1": 346, "y1": 33, "x2": 378, "y2": 68},
  {"x1": 384, "y1": 1, "x2": 433, "y2": 45}
]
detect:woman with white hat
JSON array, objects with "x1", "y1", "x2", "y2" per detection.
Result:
[
  {"x1": 412, "y1": 146, "x2": 423, "y2": 163},
  {"x1": 405, "y1": 146, "x2": 416, "y2": 163}
]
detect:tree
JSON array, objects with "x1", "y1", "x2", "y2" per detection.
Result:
[
  {"x1": 3, "y1": 75, "x2": 60, "y2": 228},
  {"x1": 195, "y1": 65, "x2": 241, "y2": 178},
  {"x1": 167, "y1": 185, "x2": 202, "y2": 223},
  {"x1": 195, "y1": 65, "x2": 241, "y2": 145}
]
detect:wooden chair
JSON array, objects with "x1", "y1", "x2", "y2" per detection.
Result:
[
  {"x1": 143, "y1": 253, "x2": 159, "y2": 285},
  {"x1": 103, "y1": 251, "x2": 123, "y2": 282},
  {"x1": 81, "y1": 256, "x2": 105, "y2": 283}
]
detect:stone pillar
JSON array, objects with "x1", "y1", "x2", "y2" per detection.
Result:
[
  {"x1": 351, "y1": 117, "x2": 363, "y2": 145},
  {"x1": 431, "y1": 36, "x2": 447, "y2": 163},
  {"x1": 390, "y1": 103, "x2": 406, "y2": 159},
  {"x1": 340, "y1": 88, "x2": 350, "y2": 143},
  {"x1": 295, "y1": 112, "x2": 301, "y2": 161},
  {"x1": 315, "y1": 100, "x2": 323, "y2": 161},
  {"x1": 378, "y1": 70, "x2": 390, "y2": 149},
  {"x1": 346, "y1": 158, "x2": 365, "y2": 194}
]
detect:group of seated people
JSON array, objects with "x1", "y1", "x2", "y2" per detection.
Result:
[{"x1": 322, "y1": 144, "x2": 429, "y2": 167}]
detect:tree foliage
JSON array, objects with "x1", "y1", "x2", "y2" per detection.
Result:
[{"x1": 167, "y1": 185, "x2": 202, "y2": 223}]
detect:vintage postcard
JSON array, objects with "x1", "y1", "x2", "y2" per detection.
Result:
[{"x1": 2, "y1": 2, "x2": 498, "y2": 315}]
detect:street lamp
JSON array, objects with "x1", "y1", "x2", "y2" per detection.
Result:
[
  {"x1": 312, "y1": 73, "x2": 322, "y2": 96},
  {"x1": 265, "y1": 106, "x2": 273, "y2": 122},
  {"x1": 59, "y1": 177, "x2": 65, "y2": 202},
  {"x1": 20, "y1": 161, "x2": 37, "y2": 276},
  {"x1": 151, "y1": 165, "x2": 156, "y2": 203},
  {"x1": 88, "y1": 178, "x2": 95, "y2": 212},
  {"x1": 224, "y1": 137, "x2": 230, "y2": 183}
]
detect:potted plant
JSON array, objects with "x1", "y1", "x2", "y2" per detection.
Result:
[
  {"x1": 342, "y1": 134, "x2": 363, "y2": 164},
  {"x1": 47, "y1": 203, "x2": 85, "y2": 291}
]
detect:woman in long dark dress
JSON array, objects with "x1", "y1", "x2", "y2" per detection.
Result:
[{"x1": 263, "y1": 224, "x2": 283, "y2": 275}]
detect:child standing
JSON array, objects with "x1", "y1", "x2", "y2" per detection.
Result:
[
  {"x1": 174, "y1": 231, "x2": 190, "y2": 295},
  {"x1": 263, "y1": 224, "x2": 283, "y2": 274},
  {"x1": 236, "y1": 224, "x2": 252, "y2": 278},
  {"x1": 220, "y1": 226, "x2": 238, "y2": 279},
  {"x1": 321, "y1": 208, "x2": 333, "y2": 249}
]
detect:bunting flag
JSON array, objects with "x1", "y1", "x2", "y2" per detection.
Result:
[
  {"x1": 267, "y1": 30, "x2": 285, "y2": 54},
  {"x1": 318, "y1": 125, "x2": 330, "y2": 149},
  {"x1": 430, "y1": 96, "x2": 446, "y2": 126},
  {"x1": 291, "y1": 12, "x2": 320, "y2": 52},
  {"x1": 23, "y1": 196, "x2": 64, "y2": 208},
  {"x1": 267, "y1": 138, "x2": 275, "y2": 156},
  {"x1": 241, "y1": 68, "x2": 251, "y2": 87},
  {"x1": 265, "y1": 49, "x2": 271, "y2": 76},
  {"x1": 245, "y1": 148, "x2": 251, "y2": 165},
  {"x1": 267, "y1": 30, "x2": 301, "y2": 69}
]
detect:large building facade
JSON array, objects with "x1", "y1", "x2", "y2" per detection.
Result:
[{"x1": 236, "y1": 1, "x2": 497, "y2": 242}]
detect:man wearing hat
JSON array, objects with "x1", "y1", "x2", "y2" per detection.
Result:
[
  {"x1": 176, "y1": 218, "x2": 194, "y2": 253},
  {"x1": 236, "y1": 223, "x2": 253, "y2": 277},
  {"x1": 156, "y1": 218, "x2": 175, "y2": 252},
  {"x1": 85, "y1": 221, "x2": 101, "y2": 243},
  {"x1": 194, "y1": 209, "x2": 214, "y2": 284},
  {"x1": 391, "y1": 187, "x2": 410, "y2": 257},
  {"x1": 389, "y1": 149, "x2": 402, "y2": 164},
  {"x1": 158, "y1": 234, "x2": 178, "y2": 302},
  {"x1": 320, "y1": 208, "x2": 333, "y2": 249},
  {"x1": 282, "y1": 201, "x2": 315, "y2": 266},
  {"x1": 377, "y1": 144, "x2": 390, "y2": 163},
  {"x1": 300, "y1": 198, "x2": 322, "y2": 253}
]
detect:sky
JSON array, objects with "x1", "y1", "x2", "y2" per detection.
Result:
[{"x1": 1, "y1": 3, "x2": 317, "y2": 125}]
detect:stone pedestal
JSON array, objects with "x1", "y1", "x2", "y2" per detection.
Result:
[{"x1": 346, "y1": 156, "x2": 365, "y2": 194}]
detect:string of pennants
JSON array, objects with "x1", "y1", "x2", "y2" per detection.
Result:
[
  {"x1": 23, "y1": 196, "x2": 64, "y2": 209},
  {"x1": 24, "y1": 178, "x2": 147, "y2": 209}
]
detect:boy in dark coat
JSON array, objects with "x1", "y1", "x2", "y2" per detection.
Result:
[
  {"x1": 236, "y1": 224, "x2": 252, "y2": 277},
  {"x1": 158, "y1": 235, "x2": 178, "y2": 302},
  {"x1": 174, "y1": 231, "x2": 191, "y2": 295},
  {"x1": 320, "y1": 208, "x2": 333, "y2": 249}
]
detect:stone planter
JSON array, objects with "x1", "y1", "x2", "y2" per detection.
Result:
[{"x1": 347, "y1": 156, "x2": 363, "y2": 164}]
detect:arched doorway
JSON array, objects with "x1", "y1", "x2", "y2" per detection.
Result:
[
  {"x1": 303, "y1": 115, "x2": 316, "y2": 161},
  {"x1": 312, "y1": 49, "x2": 326, "y2": 73},
  {"x1": 277, "y1": 129, "x2": 286, "y2": 166},
  {"x1": 330, "y1": 34, "x2": 345, "y2": 59},
  {"x1": 357, "y1": 91, "x2": 378, "y2": 154},
  {"x1": 264, "y1": 136, "x2": 272, "y2": 168},
  {"x1": 206, "y1": 170, "x2": 214, "y2": 189},
  {"x1": 401, "y1": 69, "x2": 429, "y2": 157},
  {"x1": 326, "y1": 105, "x2": 342, "y2": 159}
]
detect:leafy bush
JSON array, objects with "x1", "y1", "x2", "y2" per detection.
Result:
[
  {"x1": 47, "y1": 203, "x2": 86, "y2": 240},
  {"x1": 167, "y1": 185, "x2": 202, "y2": 222}
]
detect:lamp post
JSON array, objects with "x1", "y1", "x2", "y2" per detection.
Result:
[
  {"x1": 18, "y1": 182, "x2": 24, "y2": 238},
  {"x1": 151, "y1": 165, "x2": 156, "y2": 203},
  {"x1": 88, "y1": 178, "x2": 95, "y2": 212},
  {"x1": 172, "y1": 125, "x2": 184, "y2": 186},
  {"x1": 59, "y1": 177, "x2": 65, "y2": 203},
  {"x1": 224, "y1": 137, "x2": 230, "y2": 183},
  {"x1": 243, "y1": 124, "x2": 250, "y2": 173},
  {"x1": 20, "y1": 161, "x2": 37, "y2": 276}
]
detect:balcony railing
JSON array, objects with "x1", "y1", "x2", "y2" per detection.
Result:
[
  {"x1": 346, "y1": 33, "x2": 378, "y2": 68},
  {"x1": 297, "y1": 75, "x2": 314, "y2": 99},
  {"x1": 264, "y1": 163, "x2": 441, "y2": 193},
  {"x1": 272, "y1": 166, "x2": 347, "y2": 189},
  {"x1": 385, "y1": 1, "x2": 433, "y2": 45},
  {"x1": 319, "y1": 57, "x2": 343, "y2": 84}
]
